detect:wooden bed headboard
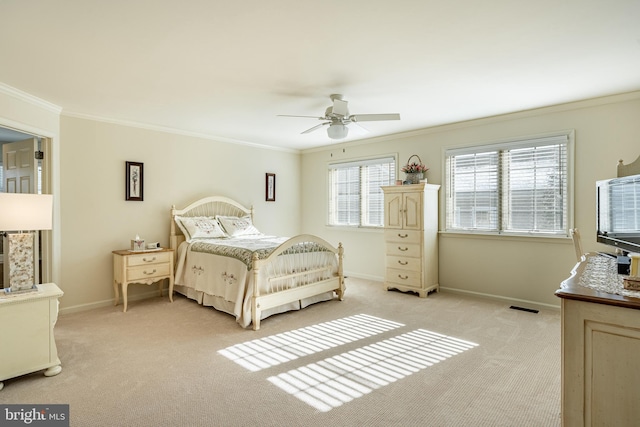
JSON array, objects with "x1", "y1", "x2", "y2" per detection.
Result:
[{"x1": 169, "y1": 196, "x2": 254, "y2": 251}]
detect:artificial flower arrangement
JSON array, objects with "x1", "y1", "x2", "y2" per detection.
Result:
[{"x1": 401, "y1": 155, "x2": 429, "y2": 174}]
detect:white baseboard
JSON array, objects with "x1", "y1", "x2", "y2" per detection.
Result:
[
  {"x1": 59, "y1": 288, "x2": 168, "y2": 315},
  {"x1": 343, "y1": 271, "x2": 384, "y2": 282},
  {"x1": 439, "y1": 286, "x2": 560, "y2": 311},
  {"x1": 58, "y1": 279, "x2": 560, "y2": 315}
]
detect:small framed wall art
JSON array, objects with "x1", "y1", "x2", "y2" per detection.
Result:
[
  {"x1": 266, "y1": 173, "x2": 276, "y2": 202},
  {"x1": 125, "y1": 161, "x2": 144, "y2": 201}
]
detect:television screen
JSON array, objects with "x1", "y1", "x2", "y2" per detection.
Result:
[{"x1": 596, "y1": 173, "x2": 640, "y2": 253}]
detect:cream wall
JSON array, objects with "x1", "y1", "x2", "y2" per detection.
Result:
[
  {"x1": 301, "y1": 92, "x2": 640, "y2": 309},
  {"x1": 3, "y1": 84, "x2": 640, "y2": 313},
  {"x1": 58, "y1": 116, "x2": 302, "y2": 312}
]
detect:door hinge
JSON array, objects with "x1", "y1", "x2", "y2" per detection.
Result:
[{"x1": 35, "y1": 150, "x2": 44, "y2": 160}]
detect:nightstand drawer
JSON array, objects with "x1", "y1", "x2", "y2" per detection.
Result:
[
  {"x1": 127, "y1": 251, "x2": 171, "y2": 266},
  {"x1": 127, "y1": 263, "x2": 171, "y2": 281},
  {"x1": 386, "y1": 268, "x2": 421, "y2": 288},
  {"x1": 386, "y1": 255, "x2": 421, "y2": 272},
  {"x1": 386, "y1": 242, "x2": 420, "y2": 258},
  {"x1": 384, "y1": 229, "x2": 421, "y2": 244}
]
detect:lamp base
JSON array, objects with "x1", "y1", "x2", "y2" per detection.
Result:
[{"x1": 6, "y1": 232, "x2": 36, "y2": 291}]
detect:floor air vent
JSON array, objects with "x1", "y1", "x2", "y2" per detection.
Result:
[{"x1": 509, "y1": 305, "x2": 539, "y2": 314}]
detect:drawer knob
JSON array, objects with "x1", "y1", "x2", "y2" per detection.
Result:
[
  {"x1": 398, "y1": 260, "x2": 408, "y2": 265},
  {"x1": 398, "y1": 233, "x2": 408, "y2": 238},
  {"x1": 143, "y1": 269, "x2": 157, "y2": 275},
  {"x1": 143, "y1": 257, "x2": 157, "y2": 262},
  {"x1": 398, "y1": 247, "x2": 408, "y2": 251},
  {"x1": 398, "y1": 274, "x2": 409, "y2": 280}
]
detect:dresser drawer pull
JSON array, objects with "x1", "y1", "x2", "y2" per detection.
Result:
[
  {"x1": 398, "y1": 274, "x2": 409, "y2": 280},
  {"x1": 142, "y1": 257, "x2": 157, "y2": 262},
  {"x1": 397, "y1": 233, "x2": 408, "y2": 238},
  {"x1": 143, "y1": 269, "x2": 157, "y2": 275},
  {"x1": 398, "y1": 260, "x2": 408, "y2": 265},
  {"x1": 398, "y1": 247, "x2": 408, "y2": 251}
]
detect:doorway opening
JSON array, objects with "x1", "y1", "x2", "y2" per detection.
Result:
[{"x1": 1, "y1": 126, "x2": 52, "y2": 288}]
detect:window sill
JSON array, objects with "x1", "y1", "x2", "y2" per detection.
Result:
[{"x1": 439, "y1": 230, "x2": 572, "y2": 244}]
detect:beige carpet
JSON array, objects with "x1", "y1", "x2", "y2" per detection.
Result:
[{"x1": 1, "y1": 278, "x2": 561, "y2": 426}]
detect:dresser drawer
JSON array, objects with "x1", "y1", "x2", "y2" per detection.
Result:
[
  {"x1": 386, "y1": 268, "x2": 421, "y2": 288},
  {"x1": 386, "y1": 242, "x2": 421, "y2": 258},
  {"x1": 384, "y1": 229, "x2": 421, "y2": 244},
  {"x1": 127, "y1": 263, "x2": 171, "y2": 281},
  {"x1": 386, "y1": 255, "x2": 421, "y2": 272},
  {"x1": 127, "y1": 251, "x2": 171, "y2": 267}
]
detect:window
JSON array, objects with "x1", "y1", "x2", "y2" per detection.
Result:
[
  {"x1": 328, "y1": 156, "x2": 396, "y2": 227},
  {"x1": 445, "y1": 132, "x2": 572, "y2": 236}
]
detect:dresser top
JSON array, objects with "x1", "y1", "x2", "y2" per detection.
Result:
[
  {"x1": 0, "y1": 283, "x2": 63, "y2": 304},
  {"x1": 556, "y1": 253, "x2": 640, "y2": 310},
  {"x1": 381, "y1": 183, "x2": 441, "y2": 193}
]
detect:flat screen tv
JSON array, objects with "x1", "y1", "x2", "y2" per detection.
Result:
[{"x1": 596, "y1": 173, "x2": 640, "y2": 254}]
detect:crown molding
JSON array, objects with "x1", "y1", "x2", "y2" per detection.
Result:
[
  {"x1": 0, "y1": 82, "x2": 62, "y2": 114},
  {"x1": 61, "y1": 110, "x2": 298, "y2": 154},
  {"x1": 302, "y1": 90, "x2": 640, "y2": 153}
]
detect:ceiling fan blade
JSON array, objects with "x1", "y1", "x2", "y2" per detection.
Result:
[
  {"x1": 349, "y1": 113, "x2": 401, "y2": 122},
  {"x1": 332, "y1": 99, "x2": 349, "y2": 116},
  {"x1": 277, "y1": 114, "x2": 326, "y2": 119},
  {"x1": 301, "y1": 122, "x2": 330, "y2": 134},
  {"x1": 346, "y1": 121, "x2": 369, "y2": 135}
]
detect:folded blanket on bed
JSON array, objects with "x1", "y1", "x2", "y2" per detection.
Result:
[{"x1": 189, "y1": 235, "x2": 332, "y2": 269}]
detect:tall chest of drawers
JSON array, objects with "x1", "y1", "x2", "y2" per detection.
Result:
[{"x1": 382, "y1": 183, "x2": 440, "y2": 297}]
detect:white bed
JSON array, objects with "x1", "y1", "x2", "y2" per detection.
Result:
[{"x1": 169, "y1": 196, "x2": 345, "y2": 330}]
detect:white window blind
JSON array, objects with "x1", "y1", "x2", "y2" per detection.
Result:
[
  {"x1": 328, "y1": 156, "x2": 396, "y2": 227},
  {"x1": 445, "y1": 133, "x2": 570, "y2": 235}
]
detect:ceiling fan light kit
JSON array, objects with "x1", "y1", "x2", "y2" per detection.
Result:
[
  {"x1": 327, "y1": 124, "x2": 348, "y2": 139},
  {"x1": 278, "y1": 94, "x2": 401, "y2": 140}
]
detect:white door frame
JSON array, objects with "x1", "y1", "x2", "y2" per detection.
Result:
[{"x1": 0, "y1": 128, "x2": 53, "y2": 285}]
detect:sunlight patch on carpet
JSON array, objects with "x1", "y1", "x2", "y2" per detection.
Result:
[
  {"x1": 267, "y1": 329, "x2": 479, "y2": 412},
  {"x1": 218, "y1": 314, "x2": 404, "y2": 371}
]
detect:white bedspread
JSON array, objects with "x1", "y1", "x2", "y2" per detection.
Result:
[{"x1": 174, "y1": 235, "x2": 337, "y2": 327}]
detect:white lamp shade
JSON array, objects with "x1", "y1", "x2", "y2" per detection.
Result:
[
  {"x1": 0, "y1": 193, "x2": 53, "y2": 231},
  {"x1": 327, "y1": 124, "x2": 349, "y2": 140}
]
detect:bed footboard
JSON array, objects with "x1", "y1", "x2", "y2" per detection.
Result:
[
  {"x1": 170, "y1": 197, "x2": 344, "y2": 330},
  {"x1": 251, "y1": 234, "x2": 344, "y2": 330}
]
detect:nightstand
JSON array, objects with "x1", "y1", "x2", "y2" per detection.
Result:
[{"x1": 112, "y1": 248, "x2": 174, "y2": 312}]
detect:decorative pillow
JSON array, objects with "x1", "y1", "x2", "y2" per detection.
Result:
[
  {"x1": 175, "y1": 216, "x2": 227, "y2": 241},
  {"x1": 216, "y1": 215, "x2": 262, "y2": 237}
]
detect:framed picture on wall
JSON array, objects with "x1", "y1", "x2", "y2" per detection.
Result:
[
  {"x1": 266, "y1": 173, "x2": 276, "y2": 202},
  {"x1": 126, "y1": 161, "x2": 144, "y2": 201}
]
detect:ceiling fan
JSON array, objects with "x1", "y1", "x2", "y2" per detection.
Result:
[{"x1": 278, "y1": 94, "x2": 401, "y2": 140}]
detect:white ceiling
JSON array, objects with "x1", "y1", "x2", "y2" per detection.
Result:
[{"x1": 1, "y1": 1, "x2": 640, "y2": 151}]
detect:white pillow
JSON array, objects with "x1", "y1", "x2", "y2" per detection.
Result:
[
  {"x1": 175, "y1": 216, "x2": 227, "y2": 241},
  {"x1": 216, "y1": 215, "x2": 262, "y2": 237}
]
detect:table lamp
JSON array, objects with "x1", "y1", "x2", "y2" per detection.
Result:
[{"x1": 0, "y1": 193, "x2": 53, "y2": 293}]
